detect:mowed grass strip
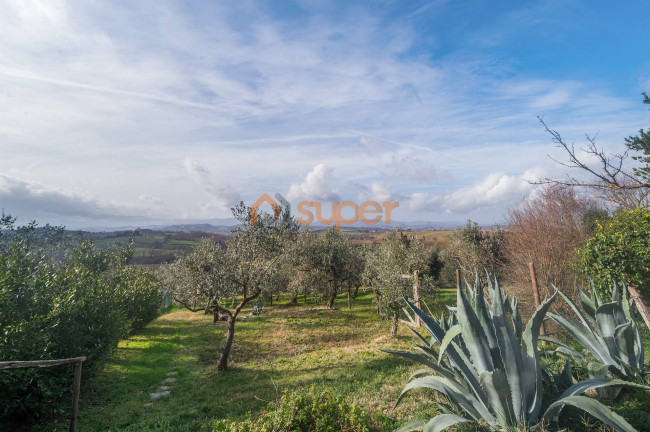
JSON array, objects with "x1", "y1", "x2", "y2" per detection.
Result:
[{"x1": 50, "y1": 292, "x2": 452, "y2": 432}]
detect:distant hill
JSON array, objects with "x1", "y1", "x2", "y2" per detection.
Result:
[{"x1": 84, "y1": 229, "x2": 227, "y2": 266}]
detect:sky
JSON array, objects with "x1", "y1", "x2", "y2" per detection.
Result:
[{"x1": 1, "y1": 0, "x2": 650, "y2": 229}]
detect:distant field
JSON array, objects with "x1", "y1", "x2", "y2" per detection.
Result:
[
  {"x1": 343, "y1": 229, "x2": 452, "y2": 247},
  {"x1": 85, "y1": 229, "x2": 227, "y2": 266},
  {"x1": 84, "y1": 228, "x2": 452, "y2": 267}
]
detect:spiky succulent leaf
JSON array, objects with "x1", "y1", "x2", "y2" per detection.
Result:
[
  {"x1": 548, "y1": 309, "x2": 617, "y2": 366},
  {"x1": 438, "y1": 325, "x2": 461, "y2": 364},
  {"x1": 596, "y1": 302, "x2": 625, "y2": 359},
  {"x1": 543, "y1": 395, "x2": 637, "y2": 432},
  {"x1": 396, "y1": 375, "x2": 495, "y2": 424},
  {"x1": 490, "y1": 278, "x2": 524, "y2": 421},
  {"x1": 404, "y1": 298, "x2": 486, "y2": 405},
  {"x1": 614, "y1": 321, "x2": 637, "y2": 370},
  {"x1": 394, "y1": 419, "x2": 426, "y2": 432},
  {"x1": 521, "y1": 290, "x2": 557, "y2": 422},
  {"x1": 479, "y1": 370, "x2": 515, "y2": 427},
  {"x1": 455, "y1": 285, "x2": 494, "y2": 374},
  {"x1": 422, "y1": 414, "x2": 470, "y2": 432}
]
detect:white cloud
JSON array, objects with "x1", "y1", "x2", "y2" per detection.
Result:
[
  {"x1": 184, "y1": 158, "x2": 241, "y2": 211},
  {"x1": 0, "y1": 173, "x2": 156, "y2": 224},
  {"x1": 286, "y1": 164, "x2": 341, "y2": 201},
  {"x1": 0, "y1": 1, "x2": 646, "y2": 226},
  {"x1": 407, "y1": 169, "x2": 541, "y2": 214}
]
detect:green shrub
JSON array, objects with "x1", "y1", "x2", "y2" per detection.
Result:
[
  {"x1": 0, "y1": 223, "x2": 162, "y2": 423},
  {"x1": 578, "y1": 207, "x2": 650, "y2": 295},
  {"x1": 213, "y1": 386, "x2": 373, "y2": 432}
]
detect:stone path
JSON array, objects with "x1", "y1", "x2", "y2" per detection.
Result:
[{"x1": 145, "y1": 371, "x2": 177, "y2": 407}]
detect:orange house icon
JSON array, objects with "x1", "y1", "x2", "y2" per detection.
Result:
[{"x1": 250, "y1": 193, "x2": 281, "y2": 224}]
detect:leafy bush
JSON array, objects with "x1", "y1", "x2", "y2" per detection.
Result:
[
  {"x1": 213, "y1": 386, "x2": 373, "y2": 432},
  {"x1": 0, "y1": 220, "x2": 162, "y2": 422},
  {"x1": 578, "y1": 207, "x2": 650, "y2": 295},
  {"x1": 386, "y1": 274, "x2": 648, "y2": 432}
]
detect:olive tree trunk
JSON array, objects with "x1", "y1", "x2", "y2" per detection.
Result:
[
  {"x1": 391, "y1": 308, "x2": 399, "y2": 337},
  {"x1": 347, "y1": 287, "x2": 352, "y2": 310},
  {"x1": 217, "y1": 316, "x2": 236, "y2": 371},
  {"x1": 326, "y1": 292, "x2": 337, "y2": 309},
  {"x1": 216, "y1": 291, "x2": 260, "y2": 371}
]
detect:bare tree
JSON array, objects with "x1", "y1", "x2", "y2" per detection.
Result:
[
  {"x1": 503, "y1": 185, "x2": 601, "y2": 308},
  {"x1": 594, "y1": 177, "x2": 650, "y2": 210},
  {"x1": 533, "y1": 94, "x2": 650, "y2": 193}
]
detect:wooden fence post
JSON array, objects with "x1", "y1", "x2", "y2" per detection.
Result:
[
  {"x1": 0, "y1": 357, "x2": 86, "y2": 432},
  {"x1": 70, "y1": 360, "x2": 83, "y2": 432},
  {"x1": 528, "y1": 262, "x2": 546, "y2": 344},
  {"x1": 455, "y1": 269, "x2": 461, "y2": 288},
  {"x1": 413, "y1": 270, "x2": 421, "y2": 327}
]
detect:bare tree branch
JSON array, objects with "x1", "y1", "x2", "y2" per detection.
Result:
[{"x1": 530, "y1": 117, "x2": 650, "y2": 190}]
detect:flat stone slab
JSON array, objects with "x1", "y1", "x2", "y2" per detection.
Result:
[
  {"x1": 157, "y1": 385, "x2": 172, "y2": 391},
  {"x1": 150, "y1": 390, "x2": 171, "y2": 399},
  {"x1": 162, "y1": 377, "x2": 177, "y2": 384},
  {"x1": 166, "y1": 371, "x2": 177, "y2": 376},
  {"x1": 144, "y1": 402, "x2": 154, "y2": 407}
]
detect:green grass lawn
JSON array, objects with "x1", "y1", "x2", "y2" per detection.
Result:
[
  {"x1": 45, "y1": 287, "x2": 650, "y2": 432},
  {"x1": 49, "y1": 291, "x2": 451, "y2": 432}
]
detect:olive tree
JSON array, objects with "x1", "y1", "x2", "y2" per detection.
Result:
[
  {"x1": 290, "y1": 228, "x2": 362, "y2": 309},
  {"x1": 214, "y1": 202, "x2": 297, "y2": 370},
  {"x1": 158, "y1": 239, "x2": 229, "y2": 322},
  {"x1": 158, "y1": 202, "x2": 297, "y2": 371},
  {"x1": 364, "y1": 231, "x2": 431, "y2": 336},
  {"x1": 442, "y1": 220, "x2": 505, "y2": 280}
]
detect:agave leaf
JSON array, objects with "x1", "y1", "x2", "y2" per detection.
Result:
[
  {"x1": 557, "y1": 359, "x2": 573, "y2": 390},
  {"x1": 508, "y1": 296, "x2": 523, "y2": 340},
  {"x1": 438, "y1": 325, "x2": 461, "y2": 364},
  {"x1": 588, "y1": 362, "x2": 614, "y2": 379},
  {"x1": 556, "y1": 287, "x2": 592, "y2": 330},
  {"x1": 614, "y1": 321, "x2": 637, "y2": 371},
  {"x1": 538, "y1": 335, "x2": 584, "y2": 359},
  {"x1": 408, "y1": 327, "x2": 434, "y2": 348},
  {"x1": 382, "y1": 350, "x2": 457, "y2": 382},
  {"x1": 621, "y1": 287, "x2": 645, "y2": 368},
  {"x1": 551, "y1": 377, "x2": 650, "y2": 417},
  {"x1": 554, "y1": 346, "x2": 585, "y2": 361},
  {"x1": 414, "y1": 345, "x2": 441, "y2": 362},
  {"x1": 521, "y1": 291, "x2": 557, "y2": 422},
  {"x1": 456, "y1": 284, "x2": 494, "y2": 374},
  {"x1": 404, "y1": 298, "x2": 486, "y2": 406},
  {"x1": 548, "y1": 310, "x2": 617, "y2": 366},
  {"x1": 580, "y1": 289, "x2": 597, "y2": 319},
  {"x1": 490, "y1": 279, "x2": 524, "y2": 421},
  {"x1": 612, "y1": 282, "x2": 621, "y2": 304},
  {"x1": 394, "y1": 419, "x2": 426, "y2": 432},
  {"x1": 479, "y1": 370, "x2": 515, "y2": 428},
  {"x1": 595, "y1": 302, "x2": 624, "y2": 360},
  {"x1": 396, "y1": 376, "x2": 495, "y2": 424},
  {"x1": 543, "y1": 395, "x2": 637, "y2": 432},
  {"x1": 473, "y1": 278, "x2": 504, "y2": 371},
  {"x1": 422, "y1": 414, "x2": 470, "y2": 432},
  {"x1": 590, "y1": 281, "x2": 603, "y2": 309},
  {"x1": 408, "y1": 368, "x2": 439, "y2": 381}
]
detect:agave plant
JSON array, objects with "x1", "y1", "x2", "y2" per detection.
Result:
[
  {"x1": 546, "y1": 283, "x2": 648, "y2": 384},
  {"x1": 385, "y1": 275, "x2": 647, "y2": 432},
  {"x1": 251, "y1": 300, "x2": 265, "y2": 315}
]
